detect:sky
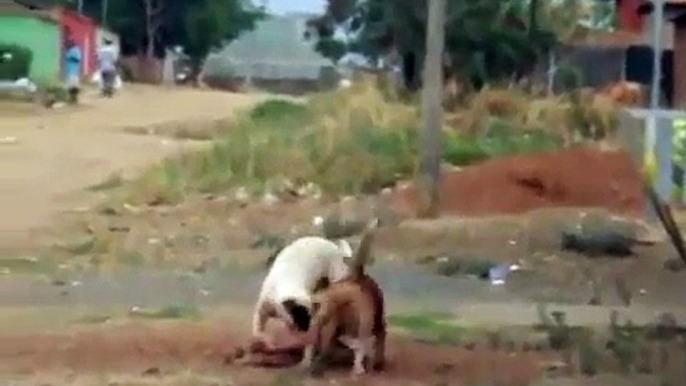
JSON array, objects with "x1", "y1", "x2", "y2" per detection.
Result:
[{"x1": 260, "y1": 0, "x2": 325, "y2": 15}]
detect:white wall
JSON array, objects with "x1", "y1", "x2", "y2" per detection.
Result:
[{"x1": 641, "y1": 15, "x2": 675, "y2": 49}]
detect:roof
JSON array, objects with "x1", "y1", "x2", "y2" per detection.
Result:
[
  {"x1": 639, "y1": 0, "x2": 686, "y2": 13},
  {"x1": 9, "y1": 0, "x2": 47, "y2": 10},
  {"x1": 571, "y1": 30, "x2": 642, "y2": 48},
  {"x1": 0, "y1": 0, "x2": 56, "y2": 23},
  {"x1": 203, "y1": 14, "x2": 334, "y2": 81}
]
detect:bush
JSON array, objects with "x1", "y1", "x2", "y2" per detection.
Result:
[
  {"x1": 121, "y1": 79, "x2": 566, "y2": 204},
  {"x1": 443, "y1": 120, "x2": 561, "y2": 167},
  {"x1": 0, "y1": 44, "x2": 33, "y2": 81}
]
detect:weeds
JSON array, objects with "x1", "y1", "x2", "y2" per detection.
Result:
[
  {"x1": 536, "y1": 304, "x2": 572, "y2": 350},
  {"x1": 577, "y1": 329, "x2": 601, "y2": 376},
  {"x1": 116, "y1": 79, "x2": 581, "y2": 205},
  {"x1": 128, "y1": 304, "x2": 202, "y2": 320},
  {"x1": 87, "y1": 172, "x2": 125, "y2": 192},
  {"x1": 388, "y1": 312, "x2": 465, "y2": 345},
  {"x1": 607, "y1": 311, "x2": 642, "y2": 374}
]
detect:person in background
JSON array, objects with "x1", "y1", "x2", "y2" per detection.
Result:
[
  {"x1": 97, "y1": 38, "x2": 119, "y2": 96},
  {"x1": 64, "y1": 38, "x2": 82, "y2": 104}
]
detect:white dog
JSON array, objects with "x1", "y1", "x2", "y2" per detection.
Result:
[{"x1": 251, "y1": 236, "x2": 353, "y2": 345}]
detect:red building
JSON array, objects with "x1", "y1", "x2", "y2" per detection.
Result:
[
  {"x1": 56, "y1": 7, "x2": 97, "y2": 77},
  {"x1": 10, "y1": 0, "x2": 98, "y2": 77},
  {"x1": 616, "y1": 0, "x2": 645, "y2": 33}
]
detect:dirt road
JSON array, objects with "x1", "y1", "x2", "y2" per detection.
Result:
[{"x1": 0, "y1": 85, "x2": 266, "y2": 255}]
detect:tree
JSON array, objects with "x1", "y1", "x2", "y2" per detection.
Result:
[
  {"x1": 310, "y1": 0, "x2": 558, "y2": 90},
  {"x1": 170, "y1": 0, "x2": 265, "y2": 72},
  {"x1": 73, "y1": 0, "x2": 263, "y2": 69},
  {"x1": 314, "y1": 38, "x2": 348, "y2": 62}
]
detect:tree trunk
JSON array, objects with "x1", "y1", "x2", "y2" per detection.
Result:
[
  {"x1": 416, "y1": 0, "x2": 446, "y2": 218},
  {"x1": 145, "y1": 0, "x2": 154, "y2": 59},
  {"x1": 529, "y1": 0, "x2": 538, "y2": 39}
]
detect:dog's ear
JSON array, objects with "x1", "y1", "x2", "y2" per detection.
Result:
[{"x1": 282, "y1": 299, "x2": 312, "y2": 332}]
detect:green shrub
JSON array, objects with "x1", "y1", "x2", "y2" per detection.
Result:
[
  {"x1": 0, "y1": 44, "x2": 33, "y2": 80},
  {"x1": 122, "y1": 84, "x2": 564, "y2": 204},
  {"x1": 443, "y1": 122, "x2": 560, "y2": 167}
]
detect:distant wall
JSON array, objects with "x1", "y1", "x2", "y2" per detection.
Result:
[
  {"x1": 201, "y1": 65, "x2": 340, "y2": 95},
  {"x1": 532, "y1": 44, "x2": 674, "y2": 107},
  {"x1": 0, "y1": 15, "x2": 60, "y2": 82},
  {"x1": 120, "y1": 55, "x2": 163, "y2": 83}
]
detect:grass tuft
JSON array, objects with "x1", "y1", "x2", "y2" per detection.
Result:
[
  {"x1": 128, "y1": 304, "x2": 202, "y2": 320},
  {"x1": 87, "y1": 172, "x2": 125, "y2": 192},
  {"x1": 116, "y1": 78, "x2": 579, "y2": 205},
  {"x1": 388, "y1": 312, "x2": 465, "y2": 345}
]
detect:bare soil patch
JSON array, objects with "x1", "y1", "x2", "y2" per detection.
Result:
[
  {"x1": 393, "y1": 147, "x2": 645, "y2": 218},
  {"x1": 0, "y1": 85, "x2": 267, "y2": 255},
  {"x1": 0, "y1": 321, "x2": 552, "y2": 386}
]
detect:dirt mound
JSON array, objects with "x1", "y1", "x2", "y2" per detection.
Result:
[{"x1": 395, "y1": 147, "x2": 645, "y2": 217}]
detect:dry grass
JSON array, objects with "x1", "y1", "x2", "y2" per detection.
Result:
[
  {"x1": 110, "y1": 77, "x2": 582, "y2": 206},
  {"x1": 446, "y1": 86, "x2": 621, "y2": 146}
]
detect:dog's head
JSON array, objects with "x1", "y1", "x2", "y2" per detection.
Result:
[{"x1": 281, "y1": 298, "x2": 312, "y2": 332}]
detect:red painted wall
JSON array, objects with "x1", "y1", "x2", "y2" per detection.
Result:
[
  {"x1": 616, "y1": 0, "x2": 644, "y2": 33},
  {"x1": 58, "y1": 7, "x2": 97, "y2": 77}
]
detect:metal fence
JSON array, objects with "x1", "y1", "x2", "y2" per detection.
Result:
[{"x1": 618, "y1": 108, "x2": 686, "y2": 219}]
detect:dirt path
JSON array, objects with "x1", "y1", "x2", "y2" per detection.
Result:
[{"x1": 0, "y1": 85, "x2": 267, "y2": 255}]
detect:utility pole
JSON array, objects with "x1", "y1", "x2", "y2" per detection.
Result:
[
  {"x1": 417, "y1": 0, "x2": 446, "y2": 218},
  {"x1": 102, "y1": 0, "x2": 109, "y2": 26},
  {"x1": 650, "y1": 0, "x2": 664, "y2": 111},
  {"x1": 646, "y1": 0, "x2": 664, "y2": 196}
]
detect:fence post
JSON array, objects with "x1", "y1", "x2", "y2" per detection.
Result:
[{"x1": 655, "y1": 115, "x2": 673, "y2": 201}]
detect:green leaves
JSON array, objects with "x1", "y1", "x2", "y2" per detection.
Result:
[
  {"x1": 314, "y1": 0, "x2": 560, "y2": 89},
  {"x1": 80, "y1": 0, "x2": 263, "y2": 67}
]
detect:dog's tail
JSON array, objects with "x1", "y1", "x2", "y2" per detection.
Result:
[{"x1": 351, "y1": 218, "x2": 380, "y2": 280}]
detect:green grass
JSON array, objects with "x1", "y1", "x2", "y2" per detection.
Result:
[
  {"x1": 87, "y1": 172, "x2": 125, "y2": 192},
  {"x1": 73, "y1": 313, "x2": 113, "y2": 324},
  {"x1": 0, "y1": 256, "x2": 53, "y2": 274},
  {"x1": 69, "y1": 77, "x2": 589, "y2": 217},
  {"x1": 113, "y1": 89, "x2": 565, "y2": 206},
  {"x1": 128, "y1": 304, "x2": 202, "y2": 320},
  {"x1": 388, "y1": 312, "x2": 466, "y2": 345}
]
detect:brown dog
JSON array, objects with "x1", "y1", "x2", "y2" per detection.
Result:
[{"x1": 303, "y1": 221, "x2": 386, "y2": 376}]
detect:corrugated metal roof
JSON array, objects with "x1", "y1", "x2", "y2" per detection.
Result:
[
  {"x1": 203, "y1": 14, "x2": 333, "y2": 81},
  {"x1": 573, "y1": 30, "x2": 643, "y2": 47}
]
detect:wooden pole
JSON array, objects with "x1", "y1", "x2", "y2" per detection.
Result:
[{"x1": 417, "y1": 0, "x2": 446, "y2": 218}]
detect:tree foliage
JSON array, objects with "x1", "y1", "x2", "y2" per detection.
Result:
[
  {"x1": 66, "y1": 0, "x2": 263, "y2": 65},
  {"x1": 310, "y1": 0, "x2": 559, "y2": 89}
]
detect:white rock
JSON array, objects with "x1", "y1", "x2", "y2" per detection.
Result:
[
  {"x1": 262, "y1": 192, "x2": 279, "y2": 205},
  {"x1": 234, "y1": 187, "x2": 249, "y2": 203}
]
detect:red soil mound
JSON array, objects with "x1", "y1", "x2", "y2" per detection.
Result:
[{"x1": 394, "y1": 147, "x2": 645, "y2": 217}]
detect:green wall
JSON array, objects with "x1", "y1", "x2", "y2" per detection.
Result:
[{"x1": 0, "y1": 16, "x2": 61, "y2": 82}]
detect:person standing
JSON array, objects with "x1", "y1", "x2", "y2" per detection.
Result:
[
  {"x1": 97, "y1": 38, "x2": 119, "y2": 96},
  {"x1": 64, "y1": 38, "x2": 82, "y2": 104}
]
